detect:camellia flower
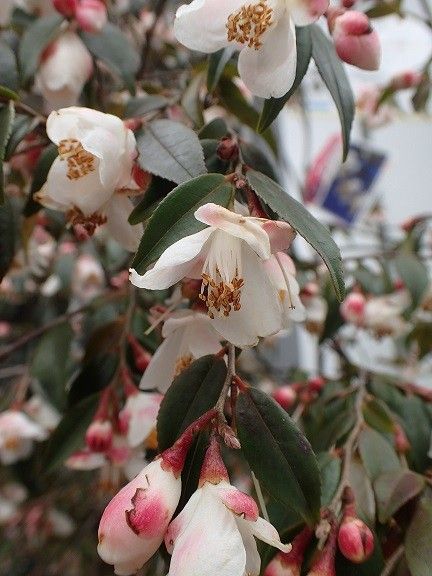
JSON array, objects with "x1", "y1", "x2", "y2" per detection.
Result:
[
  {"x1": 35, "y1": 107, "x2": 143, "y2": 251},
  {"x1": 118, "y1": 390, "x2": 162, "y2": 448},
  {"x1": 35, "y1": 31, "x2": 93, "y2": 109},
  {"x1": 264, "y1": 252, "x2": 305, "y2": 325},
  {"x1": 0, "y1": 410, "x2": 48, "y2": 465},
  {"x1": 139, "y1": 310, "x2": 223, "y2": 392},
  {"x1": 363, "y1": 292, "x2": 410, "y2": 338},
  {"x1": 165, "y1": 438, "x2": 290, "y2": 576},
  {"x1": 130, "y1": 203, "x2": 296, "y2": 347},
  {"x1": 174, "y1": 0, "x2": 329, "y2": 98}
]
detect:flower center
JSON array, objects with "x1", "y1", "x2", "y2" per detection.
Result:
[
  {"x1": 58, "y1": 139, "x2": 96, "y2": 181},
  {"x1": 66, "y1": 206, "x2": 107, "y2": 236},
  {"x1": 226, "y1": 1, "x2": 273, "y2": 50}
]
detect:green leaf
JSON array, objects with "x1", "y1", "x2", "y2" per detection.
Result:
[
  {"x1": 5, "y1": 115, "x2": 34, "y2": 160},
  {"x1": 318, "y1": 452, "x2": 341, "y2": 507},
  {"x1": 132, "y1": 173, "x2": 233, "y2": 273},
  {"x1": 358, "y1": 427, "x2": 400, "y2": 482},
  {"x1": 81, "y1": 23, "x2": 140, "y2": 94},
  {"x1": 201, "y1": 138, "x2": 229, "y2": 174},
  {"x1": 349, "y1": 457, "x2": 376, "y2": 524},
  {"x1": 374, "y1": 470, "x2": 425, "y2": 523},
  {"x1": 0, "y1": 40, "x2": 19, "y2": 93},
  {"x1": 124, "y1": 95, "x2": 169, "y2": 118},
  {"x1": 246, "y1": 169, "x2": 345, "y2": 301},
  {"x1": 0, "y1": 100, "x2": 15, "y2": 204},
  {"x1": 19, "y1": 14, "x2": 63, "y2": 83},
  {"x1": 42, "y1": 393, "x2": 100, "y2": 474},
  {"x1": 240, "y1": 140, "x2": 278, "y2": 181},
  {"x1": 236, "y1": 387, "x2": 321, "y2": 525},
  {"x1": 31, "y1": 323, "x2": 73, "y2": 411},
  {"x1": 311, "y1": 25, "x2": 355, "y2": 161},
  {"x1": 157, "y1": 355, "x2": 227, "y2": 451},
  {"x1": 405, "y1": 492, "x2": 432, "y2": 576},
  {"x1": 67, "y1": 355, "x2": 118, "y2": 407},
  {"x1": 258, "y1": 26, "x2": 312, "y2": 132},
  {"x1": 395, "y1": 252, "x2": 429, "y2": 309},
  {"x1": 363, "y1": 397, "x2": 395, "y2": 434},
  {"x1": 198, "y1": 118, "x2": 228, "y2": 140},
  {"x1": 128, "y1": 177, "x2": 175, "y2": 225},
  {"x1": 207, "y1": 48, "x2": 233, "y2": 93},
  {"x1": 366, "y1": 0, "x2": 402, "y2": 18},
  {"x1": 23, "y1": 144, "x2": 58, "y2": 216},
  {"x1": 0, "y1": 197, "x2": 16, "y2": 281},
  {"x1": 181, "y1": 72, "x2": 205, "y2": 128},
  {"x1": 136, "y1": 119, "x2": 207, "y2": 184}
]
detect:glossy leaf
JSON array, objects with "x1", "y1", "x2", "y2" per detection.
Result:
[
  {"x1": 405, "y1": 492, "x2": 432, "y2": 576},
  {"x1": 0, "y1": 40, "x2": 19, "y2": 93},
  {"x1": 358, "y1": 427, "x2": 400, "y2": 482},
  {"x1": 124, "y1": 95, "x2": 169, "y2": 118},
  {"x1": 363, "y1": 397, "x2": 395, "y2": 434},
  {"x1": 236, "y1": 387, "x2": 321, "y2": 524},
  {"x1": 349, "y1": 457, "x2": 376, "y2": 524},
  {"x1": 67, "y1": 355, "x2": 118, "y2": 407},
  {"x1": 24, "y1": 144, "x2": 58, "y2": 216},
  {"x1": 198, "y1": 118, "x2": 228, "y2": 140},
  {"x1": 207, "y1": 48, "x2": 233, "y2": 92},
  {"x1": 0, "y1": 100, "x2": 15, "y2": 204},
  {"x1": 246, "y1": 169, "x2": 345, "y2": 301},
  {"x1": 374, "y1": 470, "x2": 425, "y2": 523},
  {"x1": 318, "y1": 452, "x2": 341, "y2": 507},
  {"x1": 136, "y1": 119, "x2": 206, "y2": 184},
  {"x1": 395, "y1": 252, "x2": 429, "y2": 309},
  {"x1": 258, "y1": 26, "x2": 312, "y2": 132},
  {"x1": 181, "y1": 72, "x2": 205, "y2": 127},
  {"x1": 132, "y1": 173, "x2": 234, "y2": 273},
  {"x1": 5, "y1": 115, "x2": 34, "y2": 160},
  {"x1": 19, "y1": 14, "x2": 63, "y2": 83},
  {"x1": 128, "y1": 177, "x2": 175, "y2": 225},
  {"x1": 311, "y1": 25, "x2": 354, "y2": 160}
]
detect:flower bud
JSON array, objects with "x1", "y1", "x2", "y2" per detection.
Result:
[
  {"x1": 272, "y1": 386, "x2": 297, "y2": 410},
  {"x1": 306, "y1": 523, "x2": 337, "y2": 576},
  {"x1": 127, "y1": 334, "x2": 152, "y2": 372},
  {"x1": 76, "y1": 0, "x2": 107, "y2": 33},
  {"x1": 393, "y1": 423, "x2": 410, "y2": 454},
  {"x1": 308, "y1": 376, "x2": 325, "y2": 393},
  {"x1": 132, "y1": 164, "x2": 151, "y2": 191},
  {"x1": 265, "y1": 526, "x2": 313, "y2": 576},
  {"x1": 53, "y1": 0, "x2": 78, "y2": 17},
  {"x1": 331, "y1": 11, "x2": 381, "y2": 71},
  {"x1": 391, "y1": 71, "x2": 424, "y2": 90},
  {"x1": 342, "y1": 0, "x2": 356, "y2": 7},
  {"x1": 216, "y1": 136, "x2": 238, "y2": 162},
  {"x1": 85, "y1": 419, "x2": 113, "y2": 452},
  {"x1": 340, "y1": 292, "x2": 366, "y2": 325},
  {"x1": 337, "y1": 517, "x2": 374, "y2": 563}
]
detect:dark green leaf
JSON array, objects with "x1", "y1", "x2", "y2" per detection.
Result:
[
  {"x1": 318, "y1": 452, "x2": 341, "y2": 506},
  {"x1": 157, "y1": 355, "x2": 227, "y2": 450},
  {"x1": 198, "y1": 118, "x2": 228, "y2": 140},
  {"x1": 246, "y1": 169, "x2": 345, "y2": 301},
  {"x1": 207, "y1": 48, "x2": 233, "y2": 92},
  {"x1": 258, "y1": 26, "x2": 312, "y2": 132},
  {"x1": 132, "y1": 173, "x2": 233, "y2": 273},
  {"x1": 0, "y1": 197, "x2": 16, "y2": 281},
  {"x1": 81, "y1": 23, "x2": 140, "y2": 94},
  {"x1": 30, "y1": 323, "x2": 73, "y2": 411},
  {"x1": 19, "y1": 14, "x2": 63, "y2": 83},
  {"x1": 181, "y1": 72, "x2": 205, "y2": 127},
  {"x1": 236, "y1": 387, "x2": 321, "y2": 524},
  {"x1": 358, "y1": 427, "x2": 400, "y2": 482},
  {"x1": 0, "y1": 100, "x2": 15, "y2": 204},
  {"x1": 349, "y1": 458, "x2": 376, "y2": 523},
  {"x1": 363, "y1": 397, "x2": 395, "y2": 433},
  {"x1": 395, "y1": 252, "x2": 429, "y2": 309},
  {"x1": 128, "y1": 177, "x2": 175, "y2": 224},
  {"x1": 405, "y1": 492, "x2": 432, "y2": 576},
  {"x1": 311, "y1": 25, "x2": 354, "y2": 160},
  {"x1": 124, "y1": 95, "x2": 169, "y2": 118},
  {"x1": 201, "y1": 138, "x2": 229, "y2": 173},
  {"x1": 136, "y1": 119, "x2": 206, "y2": 184},
  {"x1": 0, "y1": 40, "x2": 19, "y2": 92},
  {"x1": 67, "y1": 354, "x2": 118, "y2": 407},
  {"x1": 23, "y1": 143, "x2": 57, "y2": 216},
  {"x1": 240, "y1": 140, "x2": 278, "y2": 181},
  {"x1": 374, "y1": 470, "x2": 425, "y2": 523},
  {"x1": 5, "y1": 115, "x2": 34, "y2": 160},
  {"x1": 42, "y1": 393, "x2": 100, "y2": 474}
]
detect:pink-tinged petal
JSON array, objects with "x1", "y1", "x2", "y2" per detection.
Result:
[
  {"x1": 290, "y1": 0, "x2": 329, "y2": 26},
  {"x1": 129, "y1": 227, "x2": 213, "y2": 290},
  {"x1": 217, "y1": 485, "x2": 259, "y2": 520},
  {"x1": 126, "y1": 487, "x2": 172, "y2": 537},
  {"x1": 104, "y1": 195, "x2": 143, "y2": 252},
  {"x1": 262, "y1": 220, "x2": 296, "y2": 253},
  {"x1": 121, "y1": 392, "x2": 162, "y2": 447},
  {"x1": 238, "y1": 11, "x2": 297, "y2": 98},
  {"x1": 195, "y1": 203, "x2": 271, "y2": 260},
  {"x1": 165, "y1": 488, "x2": 203, "y2": 553},
  {"x1": 236, "y1": 517, "x2": 261, "y2": 576},
  {"x1": 65, "y1": 450, "x2": 106, "y2": 470},
  {"x1": 332, "y1": 12, "x2": 381, "y2": 71},
  {"x1": 246, "y1": 516, "x2": 291, "y2": 552},
  {"x1": 174, "y1": 0, "x2": 244, "y2": 53}
]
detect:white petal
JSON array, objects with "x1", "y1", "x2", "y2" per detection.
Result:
[
  {"x1": 174, "y1": 0, "x2": 244, "y2": 53},
  {"x1": 246, "y1": 516, "x2": 291, "y2": 552},
  {"x1": 104, "y1": 195, "x2": 143, "y2": 252},
  {"x1": 129, "y1": 228, "x2": 213, "y2": 290},
  {"x1": 235, "y1": 518, "x2": 261, "y2": 576},
  {"x1": 195, "y1": 204, "x2": 271, "y2": 260},
  {"x1": 238, "y1": 11, "x2": 297, "y2": 98},
  {"x1": 123, "y1": 393, "x2": 162, "y2": 448},
  {"x1": 140, "y1": 328, "x2": 186, "y2": 392},
  {"x1": 211, "y1": 244, "x2": 283, "y2": 347},
  {"x1": 183, "y1": 316, "x2": 222, "y2": 358},
  {"x1": 165, "y1": 488, "x2": 204, "y2": 553},
  {"x1": 288, "y1": 0, "x2": 329, "y2": 26}
]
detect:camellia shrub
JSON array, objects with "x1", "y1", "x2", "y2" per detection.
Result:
[{"x1": 0, "y1": 1, "x2": 431, "y2": 575}]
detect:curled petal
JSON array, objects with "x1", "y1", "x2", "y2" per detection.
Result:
[
  {"x1": 217, "y1": 485, "x2": 259, "y2": 521},
  {"x1": 244, "y1": 516, "x2": 292, "y2": 552},
  {"x1": 290, "y1": 0, "x2": 329, "y2": 26},
  {"x1": 262, "y1": 220, "x2": 296, "y2": 253}
]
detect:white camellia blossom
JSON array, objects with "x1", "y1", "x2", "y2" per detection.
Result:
[
  {"x1": 139, "y1": 310, "x2": 223, "y2": 392},
  {"x1": 264, "y1": 252, "x2": 305, "y2": 325},
  {"x1": 35, "y1": 107, "x2": 143, "y2": 251},
  {"x1": 35, "y1": 31, "x2": 94, "y2": 110},
  {"x1": 130, "y1": 203, "x2": 296, "y2": 347},
  {"x1": 119, "y1": 391, "x2": 162, "y2": 448},
  {"x1": 174, "y1": 0, "x2": 329, "y2": 97},
  {"x1": 0, "y1": 410, "x2": 48, "y2": 465}
]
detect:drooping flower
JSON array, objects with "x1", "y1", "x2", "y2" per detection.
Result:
[
  {"x1": 139, "y1": 310, "x2": 223, "y2": 392},
  {"x1": 118, "y1": 391, "x2": 162, "y2": 448},
  {"x1": 174, "y1": 0, "x2": 329, "y2": 98},
  {"x1": 130, "y1": 203, "x2": 296, "y2": 347},
  {"x1": 165, "y1": 438, "x2": 290, "y2": 576},
  {"x1": 35, "y1": 31, "x2": 93, "y2": 109},
  {"x1": 0, "y1": 410, "x2": 48, "y2": 465},
  {"x1": 35, "y1": 107, "x2": 143, "y2": 251}
]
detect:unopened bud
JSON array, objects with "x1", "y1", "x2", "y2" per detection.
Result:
[
  {"x1": 340, "y1": 292, "x2": 366, "y2": 325},
  {"x1": 53, "y1": 0, "x2": 78, "y2": 17},
  {"x1": 394, "y1": 423, "x2": 410, "y2": 454},
  {"x1": 342, "y1": 0, "x2": 356, "y2": 7},
  {"x1": 216, "y1": 137, "x2": 238, "y2": 161},
  {"x1": 265, "y1": 526, "x2": 313, "y2": 576},
  {"x1": 85, "y1": 419, "x2": 113, "y2": 452},
  {"x1": 308, "y1": 376, "x2": 325, "y2": 393},
  {"x1": 307, "y1": 520, "x2": 337, "y2": 576},
  {"x1": 338, "y1": 517, "x2": 374, "y2": 563},
  {"x1": 391, "y1": 71, "x2": 424, "y2": 91},
  {"x1": 272, "y1": 386, "x2": 297, "y2": 410},
  {"x1": 127, "y1": 334, "x2": 152, "y2": 372},
  {"x1": 331, "y1": 11, "x2": 381, "y2": 71},
  {"x1": 76, "y1": 0, "x2": 107, "y2": 33}
]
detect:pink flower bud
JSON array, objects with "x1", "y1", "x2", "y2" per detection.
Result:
[
  {"x1": 98, "y1": 459, "x2": 181, "y2": 575},
  {"x1": 340, "y1": 292, "x2": 366, "y2": 325},
  {"x1": 308, "y1": 376, "x2": 325, "y2": 393},
  {"x1": 85, "y1": 419, "x2": 113, "y2": 452},
  {"x1": 391, "y1": 71, "x2": 424, "y2": 90},
  {"x1": 272, "y1": 386, "x2": 297, "y2": 410},
  {"x1": 332, "y1": 11, "x2": 381, "y2": 71},
  {"x1": 76, "y1": 0, "x2": 107, "y2": 33},
  {"x1": 393, "y1": 423, "x2": 410, "y2": 454},
  {"x1": 342, "y1": 0, "x2": 356, "y2": 7},
  {"x1": 265, "y1": 526, "x2": 313, "y2": 576},
  {"x1": 216, "y1": 137, "x2": 239, "y2": 162},
  {"x1": 307, "y1": 520, "x2": 337, "y2": 576},
  {"x1": 127, "y1": 334, "x2": 152, "y2": 372},
  {"x1": 53, "y1": 0, "x2": 78, "y2": 17},
  {"x1": 337, "y1": 517, "x2": 374, "y2": 563}
]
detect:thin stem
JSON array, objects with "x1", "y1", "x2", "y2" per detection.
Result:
[
  {"x1": 380, "y1": 545, "x2": 405, "y2": 576},
  {"x1": 143, "y1": 297, "x2": 185, "y2": 336},
  {"x1": 251, "y1": 471, "x2": 270, "y2": 522},
  {"x1": 215, "y1": 344, "x2": 236, "y2": 415},
  {"x1": 0, "y1": 97, "x2": 47, "y2": 122}
]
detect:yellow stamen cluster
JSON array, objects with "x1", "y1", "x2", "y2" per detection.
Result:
[
  {"x1": 174, "y1": 354, "x2": 194, "y2": 377},
  {"x1": 199, "y1": 273, "x2": 244, "y2": 319},
  {"x1": 58, "y1": 138, "x2": 96, "y2": 180},
  {"x1": 226, "y1": 1, "x2": 273, "y2": 50}
]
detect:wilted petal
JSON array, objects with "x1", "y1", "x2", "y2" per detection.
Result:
[{"x1": 244, "y1": 516, "x2": 291, "y2": 552}]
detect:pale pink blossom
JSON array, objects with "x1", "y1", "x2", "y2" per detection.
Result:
[
  {"x1": 71, "y1": 254, "x2": 105, "y2": 302},
  {"x1": 85, "y1": 420, "x2": 113, "y2": 452},
  {"x1": 53, "y1": 0, "x2": 78, "y2": 17},
  {"x1": 118, "y1": 392, "x2": 162, "y2": 448},
  {"x1": 76, "y1": 0, "x2": 108, "y2": 33},
  {"x1": 0, "y1": 410, "x2": 48, "y2": 465},
  {"x1": 340, "y1": 292, "x2": 366, "y2": 325}
]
